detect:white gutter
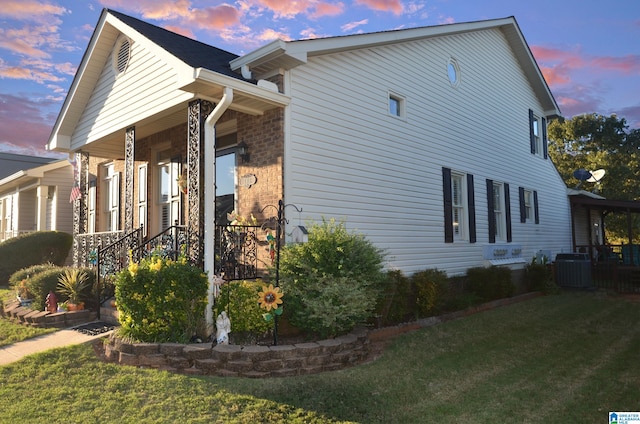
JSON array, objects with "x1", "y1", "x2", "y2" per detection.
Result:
[{"x1": 203, "y1": 87, "x2": 233, "y2": 334}]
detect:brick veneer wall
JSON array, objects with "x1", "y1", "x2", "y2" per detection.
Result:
[{"x1": 102, "y1": 327, "x2": 370, "y2": 378}]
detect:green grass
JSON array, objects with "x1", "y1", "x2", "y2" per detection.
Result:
[
  {"x1": 0, "y1": 292, "x2": 638, "y2": 423},
  {"x1": 0, "y1": 288, "x2": 56, "y2": 347}
]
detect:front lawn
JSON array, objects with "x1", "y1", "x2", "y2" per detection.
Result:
[
  {"x1": 0, "y1": 288, "x2": 56, "y2": 347},
  {"x1": 0, "y1": 291, "x2": 637, "y2": 423}
]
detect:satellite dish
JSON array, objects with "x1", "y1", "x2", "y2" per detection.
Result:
[
  {"x1": 587, "y1": 169, "x2": 606, "y2": 183},
  {"x1": 573, "y1": 169, "x2": 592, "y2": 188}
]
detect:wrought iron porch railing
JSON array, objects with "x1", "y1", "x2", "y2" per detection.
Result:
[
  {"x1": 131, "y1": 225, "x2": 188, "y2": 262},
  {"x1": 215, "y1": 224, "x2": 259, "y2": 281},
  {"x1": 96, "y1": 227, "x2": 144, "y2": 279},
  {"x1": 76, "y1": 230, "x2": 124, "y2": 268}
]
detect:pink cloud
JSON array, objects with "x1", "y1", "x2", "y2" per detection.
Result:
[
  {"x1": 0, "y1": 94, "x2": 58, "y2": 153},
  {"x1": 185, "y1": 5, "x2": 242, "y2": 30},
  {"x1": 0, "y1": 1, "x2": 67, "y2": 21},
  {"x1": 98, "y1": 0, "x2": 191, "y2": 21},
  {"x1": 355, "y1": 0, "x2": 403, "y2": 15},
  {"x1": 310, "y1": 2, "x2": 345, "y2": 18}
]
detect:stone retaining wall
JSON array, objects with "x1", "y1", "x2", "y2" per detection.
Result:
[
  {"x1": 102, "y1": 328, "x2": 371, "y2": 378},
  {"x1": 3, "y1": 301, "x2": 95, "y2": 328}
]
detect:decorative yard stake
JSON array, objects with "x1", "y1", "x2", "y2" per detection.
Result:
[{"x1": 260, "y1": 199, "x2": 302, "y2": 345}]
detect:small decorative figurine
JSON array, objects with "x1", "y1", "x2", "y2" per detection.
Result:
[
  {"x1": 45, "y1": 291, "x2": 58, "y2": 313},
  {"x1": 216, "y1": 311, "x2": 231, "y2": 345}
]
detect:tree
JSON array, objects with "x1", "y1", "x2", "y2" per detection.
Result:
[{"x1": 548, "y1": 113, "x2": 640, "y2": 242}]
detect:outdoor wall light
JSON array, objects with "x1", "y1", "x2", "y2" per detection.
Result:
[{"x1": 237, "y1": 141, "x2": 250, "y2": 163}]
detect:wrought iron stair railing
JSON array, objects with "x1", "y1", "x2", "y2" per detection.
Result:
[
  {"x1": 131, "y1": 224, "x2": 188, "y2": 262},
  {"x1": 215, "y1": 224, "x2": 259, "y2": 281}
]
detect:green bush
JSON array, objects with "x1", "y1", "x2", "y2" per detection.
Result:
[
  {"x1": 413, "y1": 268, "x2": 449, "y2": 317},
  {"x1": 115, "y1": 254, "x2": 208, "y2": 343},
  {"x1": 0, "y1": 231, "x2": 72, "y2": 285},
  {"x1": 375, "y1": 270, "x2": 416, "y2": 326},
  {"x1": 9, "y1": 265, "x2": 96, "y2": 310},
  {"x1": 21, "y1": 267, "x2": 66, "y2": 311},
  {"x1": 277, "y1": 219, "x2": 386, "y2": 338},
  {"x1": 466, "y1": 266, "x2": 514, "y2": 302},
  {"x1": 524, "y1": 257, "x2": 559, "y2": 294},
  {"x1": 213, "y1": 280, "x2": 272, "y2": 343}
]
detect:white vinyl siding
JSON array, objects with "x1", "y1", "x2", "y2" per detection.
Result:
[
  {"x1": 70, "y1": 35, "x2": 194, "y2": 151},
  {"x1": 284, "y1": 27, "x2": 572, "y2": 275}
]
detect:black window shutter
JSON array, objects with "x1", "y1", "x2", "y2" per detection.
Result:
[
  {"x1": 534, "y1": 190, "x2": 540, "y2": 224},
  {"x1": 519, "y1": 187, "x2": 526, "y2": 223},
  {"x1": 486, "y1": 179, "x2": 495, "y2": 243},
  {"x1": 529, "y1": 109, "x2": 536, "y2": 154},
  {"x1": 542, "y1": 117, "x2": 548, "y2": 159},
  {"x1": 467, "y1": 174, "x2": 476, "y2": 243},
  {"x1": 443, "y1": 168, "x2": 453, "y2": 243},
  {"x1": 504, "y1": 183, "x2": 512, "y2": 242}
]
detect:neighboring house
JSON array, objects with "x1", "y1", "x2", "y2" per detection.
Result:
[
  {"x1": 0, "y1": 157, "x2": 74, "y2": 243},
  {"x1": 46, "y1": 9, "x2": 572, "y2": 327},
  {"x1": 0, "y1": 152, "x2": 57, "y2": 180}
]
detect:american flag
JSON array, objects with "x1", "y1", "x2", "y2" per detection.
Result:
[{"x1": 69, "y1": 185, "x2": 82, "y2": 203}]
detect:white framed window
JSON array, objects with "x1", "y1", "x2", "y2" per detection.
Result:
[
  {"x1": 493, "y1": 182, "x2": 506, "y2": 241},
  {"x1": 451, "y1": 172, "x2": 466, "y2": 241},
  {"x1": 88, "y1": 179, "x2": 96, "y2": 233},
  {"x1": 157, "y1": 153, "x2": 181, "y2": 232},
  {"x1": 103, "y1": 163, "x2": 120, "y2": 232},
  {"x1": 447, "y1": 58, "x2": 460, "y2": 87},
  {"x1": 388, "y1": 92, "x2": 405, "y2": 119},
  {"x1": 529, "y1": 109, "x2": 547, "y2": 158},
  {"x1": 523, "y1": 189, "x2": 533, "y2": 221},
  {"x1": 137, "y1": 164, "x2": 147, "y2": 236}
]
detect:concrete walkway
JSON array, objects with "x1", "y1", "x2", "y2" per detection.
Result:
[{"x1": 0, "y1": 326, "x2": 113, "y2": 366}]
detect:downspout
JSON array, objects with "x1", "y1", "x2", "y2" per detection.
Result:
[{"x1": 203, "y1": 87, "x2": 233, "y2": 334}]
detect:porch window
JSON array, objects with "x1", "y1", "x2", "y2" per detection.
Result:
[
  {"x1": 215, "y1": 149, "x2": 236, "y2": 224},
  {"x1": 88, "y1": 179, "x2": 96, "y2": 233},
  {"x1": 158, "y1": 160, "x2": 181, "y2": 231},
  {"x1": 103, "y1": 164, "x2": 120, "y2": 231},
  {"x1": 137, "y1": 165, "x2": 147, "y2": 236}
]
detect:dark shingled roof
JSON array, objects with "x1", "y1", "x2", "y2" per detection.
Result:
[{"x1": 108, "y1": 9, "x2": 245, "y2": 81}]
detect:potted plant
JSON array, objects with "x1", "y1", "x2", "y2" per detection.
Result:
[{"x1": 57, "y1": 268, "x2": 91, "y2": 311}]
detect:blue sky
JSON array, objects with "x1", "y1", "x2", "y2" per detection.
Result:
[{"x1": 0, "y1": 0, "x2": 638, "y2": 157}]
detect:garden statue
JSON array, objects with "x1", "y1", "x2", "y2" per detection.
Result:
[
  {"x1": 45, "y1": 291, "x2": 58, "y2": 313},
  {"x1": 216, "y1": 311, "x2": 231, "y2": 345}
]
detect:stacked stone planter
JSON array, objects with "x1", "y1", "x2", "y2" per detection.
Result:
[
  {"x1": 3, "y1": 301, "x2": 95, "y2": 328},
  {"x1": 102, "y1": 328, "x2": 371, "y2": 378}
]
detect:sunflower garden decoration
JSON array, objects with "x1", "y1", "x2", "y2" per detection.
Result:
[{"x1": 258, "y1": 284, "x2": 283, "y2": 320}]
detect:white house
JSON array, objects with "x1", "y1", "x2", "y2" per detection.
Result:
[
  {"x1": 46, "y1": 9, "x2": 572, "y2": 327},
  {"x1": 0, "y1": 156, "x2": 74, "y2": 243}
]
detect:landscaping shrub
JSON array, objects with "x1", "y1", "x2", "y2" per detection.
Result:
[
  {"x1": 0, "y1": 231, "x2": 72, "y2": 285},
  {"x1": 466, "y1": 266, "x2": 514, "y2": 302},
  {"x1": 19, "y1": 267, "x2": 66, "y2": 311},
  {"x1": 412, "y1": 268, "x2": 449, "y2": 317},
  {"x1": 277, "y1": 219, "x2": 386, "y2": 338},
  {"x1": 374, "y1": 270, "x2": 416, "y2": 326},
  {"x1": 524, "y1": 257, "x2": 559, "y2": 294},
  {"x1": 115, "y1": 254, "x2": 208, "y2": 343},
  {"x1": 213, "y1": 279, "x2": 272, "y2": 343},
  {"x1": 8, "y1": 265, "x2": 96, "y2": 311}
]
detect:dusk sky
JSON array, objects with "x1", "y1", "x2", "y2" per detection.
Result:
[{"x1": 0, "y1": 0, "x2": 639, "y2": 158}]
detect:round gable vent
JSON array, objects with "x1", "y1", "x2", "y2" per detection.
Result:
[{"x1": 114, "y1": 37, "x2": 131, "y2": 74}]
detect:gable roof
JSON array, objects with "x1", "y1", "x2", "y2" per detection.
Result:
[
  {"x1": 231, "y1": 16, "x2": 560, "y2": 116},
  {"x1": 0, "y1": 159, "x2": 71, "y2": 192},
  {"x1": 106, "y1": 10, "x2": 243, "y2": 81}
]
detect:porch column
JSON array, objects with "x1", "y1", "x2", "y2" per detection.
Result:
[
  {"x1": 187, "y1": 100, "x2": 213, "y2": 267},
  {"x1": 36, "y1": 185, "x2": 48, "y2": 231},
  {"x1": 72, "y1": 152, "x2": 89, "y2": 266},
  {"x1": 124, "y1": 126, "x2": 135, "y2": 234}
]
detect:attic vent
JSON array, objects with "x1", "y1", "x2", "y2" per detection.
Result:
[{"x1": 114, "y1": 37, "x2": 131, "y2": 74}]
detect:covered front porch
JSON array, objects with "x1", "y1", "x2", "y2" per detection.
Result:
[{"x1": 569, "y1": 192, "x2": 640, "y2": 292}]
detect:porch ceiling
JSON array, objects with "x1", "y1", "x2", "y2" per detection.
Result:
[
  {"x1": 570, "y1": 196, "x2": 640, "y2": 214},
  {"x1": 79, "y1": 84, "x2": 286, "y2": 160}
]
